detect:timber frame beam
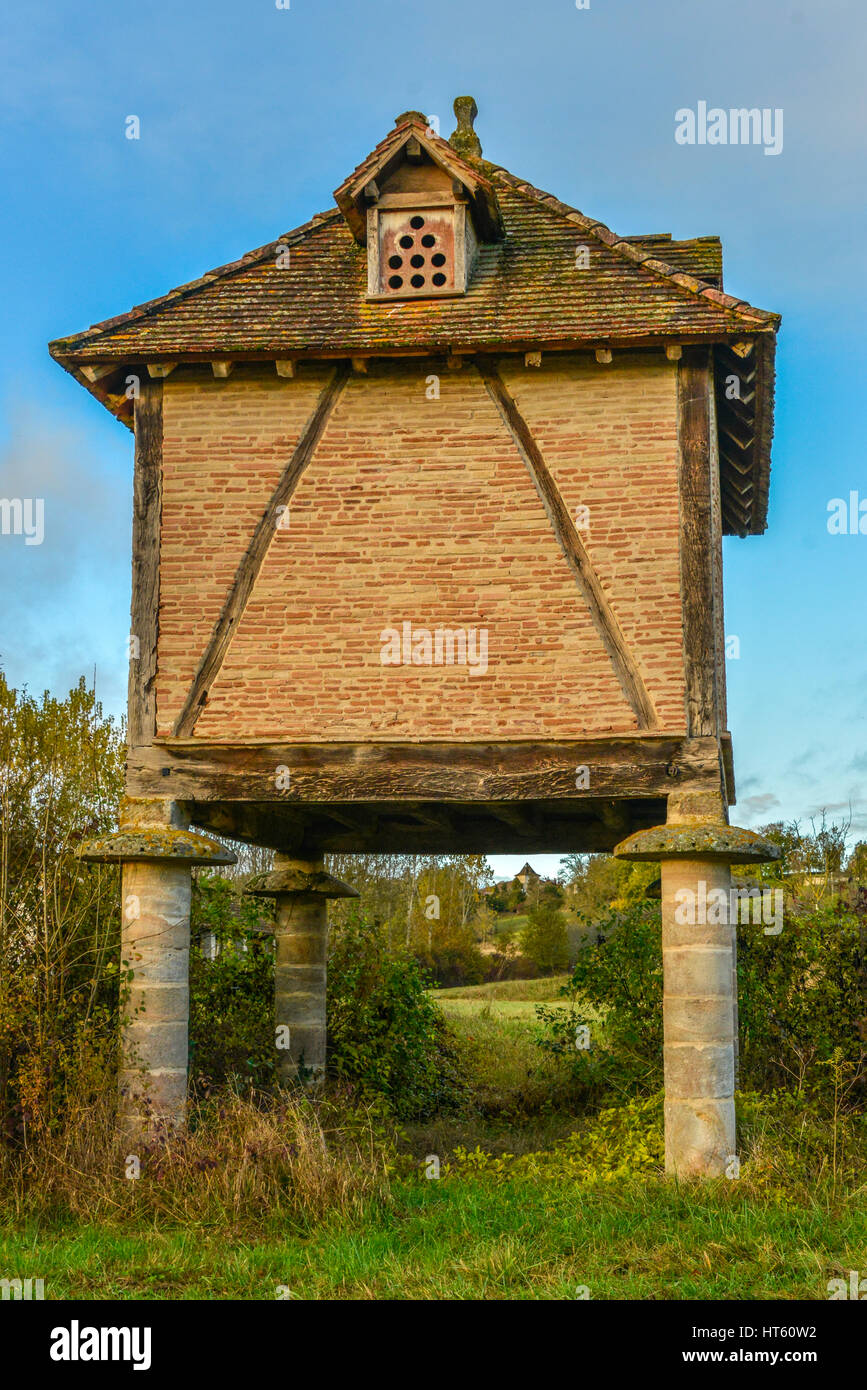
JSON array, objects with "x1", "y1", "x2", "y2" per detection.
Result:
[
  {"x1": 677, "y1": 349, "x2": 722, "y2": 740},
  {"x1": 128, "y1": 380, "x2": 162, "y2": 749},
  {"x1": 129, "y1": 734, "x2": 723, "y2": 804}
]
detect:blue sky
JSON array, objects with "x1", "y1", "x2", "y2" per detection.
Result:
[{"x1": 1, "y1": 0, "x2": 864, "y2": 878}]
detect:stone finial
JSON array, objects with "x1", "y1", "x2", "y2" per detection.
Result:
[{"x1": 449, "y1": 95, "x2": 482, "y2": 159}]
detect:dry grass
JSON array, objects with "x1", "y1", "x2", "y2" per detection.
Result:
[{"x1": 0, "y1": 1083, "x2": 393, "y2": 1231}]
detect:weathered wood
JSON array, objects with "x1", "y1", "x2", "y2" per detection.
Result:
[
  {"x1": 211, "y1": 360, "x2": 233, "y2": 378},
  {"x1": 129, "y1": 735, "x2": 720, "y2": 803},
  {"x1": 720, "y1": 731, "x2": 736, "y2": 806},
  {"x1": 275, "y1": 360, "x2": 296, "y2": 377},
  {"x1": 707, "y1": 363, "x2": 728, "y2": 739},
  {"x1": 189, "y1": 796, "x2": 669, "y2": 856},
  {"x1": 677, "y1": 350, "x2": 719, "y2": 738},
  {"x1": 81, "y1": 364, "x2": 115, "y2": 383},
  {"x1": 595, "y1": 348, "x2": 613, "y2": 364},
  {"x1": 480, "y1": 361, "x2": 659, "y2": 730},
  {"x1": 146, "y1": 363, "x2": 177, "y2": 378},
  {"x1": 128, "y1": 381, "x2": 162, "y2": 749},
  {"x1": 173, "y1": 364, "x2": 351, "y2": 736}
]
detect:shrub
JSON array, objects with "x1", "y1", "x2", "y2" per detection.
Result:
[
  {"x1": 0, "y1": 675, "x2": 124, "y2": 1145},
  {"x1": 536, "y1": 898, "x2": 866, "y2": 1103},
  {"x1": 413, "y1": 924, "x2": 487, "y2": 988},
  {"x1": 736, "y1": 903, "x2": 866, "y2": 1094},
  {"x1": 188, "y1": 873, "x2": 276, "y2": 1090},
  {"x1": 327, "y1": 917, "x2": 466, "y2": 1119},
  {"x1": 536, "y1": 902, "x2": 663, "y2": 1098}
]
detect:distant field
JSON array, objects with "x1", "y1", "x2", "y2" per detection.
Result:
[
  {"x1": 430, "y1": 975, "x2": 570, "y2": 1003},
  {"x1": 493, "y1": 913, "x2": 528, "y2": 934},
  {"x1": 435, "y1": 998, "x2": 555, "y2": 1020}
]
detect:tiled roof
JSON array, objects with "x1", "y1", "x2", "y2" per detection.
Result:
[
  {"x1": 50, "y1": 182, "x2": 773, "y2": 360},
  {"x1": 48, "y1": 119, "x2": 779, "y2": 534}
]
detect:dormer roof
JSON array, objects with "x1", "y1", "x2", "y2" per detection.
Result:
[{"x1": 333, "y1": 109, "x2": 504, "y2": 244}]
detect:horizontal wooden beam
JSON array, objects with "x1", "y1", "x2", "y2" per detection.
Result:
[
  {"x1": 62, "y1": 333, "x2": 772, "y2": 373},
  {"x1": 129, "y1": 735, "x2": 721, "y2": 805},
  {"x1": 189, "y1": 796, "x2": 669, "y2": 856}
]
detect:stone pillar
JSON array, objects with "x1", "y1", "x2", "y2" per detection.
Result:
[
  {"x1": 245, "y1": 855, "x2": 358, "y2": 1087},
  {"x1": 76, "y1": 798, "x2": 236, "y2": 1137},
  {"x1": 659, "y1": 854, "x2": 736, "y2": 1175},
  {"x1": 615, "y1": 796, "x2": 780, "y2": 1177}
]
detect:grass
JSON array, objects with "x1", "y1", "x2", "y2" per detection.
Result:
[
  {"x1": 2, "y1": 1178, "x2": 864, "y2": 1300},
  {"x1": 431, "y1": 975, "x2": 570, "y2": 1002},
  {"x1": 3, "y1": 976, "x2": 864, "y2": 1301}
]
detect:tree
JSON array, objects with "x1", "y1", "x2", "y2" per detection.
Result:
[
  {"x1": 558, "y1": 853, "x2": 656, "y2": 920},
  {"x1": 0, "y1": 672, "x2": 125, "y2": 1139},
  {"x1": 520, "y1": 905, "x2": 570, "y2": 973}
]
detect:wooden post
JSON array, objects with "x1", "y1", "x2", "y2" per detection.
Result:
[{"x1": 128, "y1": 381, "x2": 162, "y2": 750}]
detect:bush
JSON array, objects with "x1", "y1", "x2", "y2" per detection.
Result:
[
  {"x1": 536, "y1": 898, "x2": 866, "y2": 1104},
  {"x1": 736, "y1": 902, "x2": 866, "y2": 1094},
  {"x1": 188, "y1": 873, "x2": 276, "y2": 1089},
  {"x1": 327, "y1": 918, "x2": 466, "y2": 1119},
  {"x1": 0, "y1": 675, "x2": 124, "y2": 1145},
  {"x1": 413, "y1": 926, "x2": 487, "y2": 988},
  {"x1": 535, "y1": 904, "x2": 662, "y2": 1100}
]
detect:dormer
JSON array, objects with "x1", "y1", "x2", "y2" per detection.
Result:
[{"x1": 333, "y1": 98, "x2": 504, "y2": 301}]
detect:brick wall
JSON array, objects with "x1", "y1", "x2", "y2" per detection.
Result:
[{"x1": 156, "y1": 354, "x2": 686, "y2": 740}]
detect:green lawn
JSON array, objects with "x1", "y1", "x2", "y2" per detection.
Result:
[{"x1": 2, "y1": 1179, "x2": 863, "y2": 1300}]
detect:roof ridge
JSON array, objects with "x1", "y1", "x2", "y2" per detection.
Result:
[
  {"x1": 488, "y1": 167, "x2": 780, "y2": 332},
  {"x1": 49, "y1": 209, "x2": 343, "y2": 352}
]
